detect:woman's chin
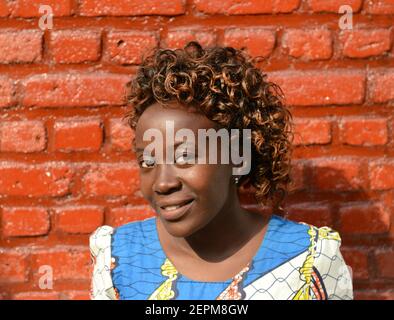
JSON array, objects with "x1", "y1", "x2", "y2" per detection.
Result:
[{"x1": 159, "y1": 217, "x2": 199, "y2": 238}]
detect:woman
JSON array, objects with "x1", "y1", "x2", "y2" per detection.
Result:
[{"x1": 89, "y1": 42, "x2": 353, "y2": 300}]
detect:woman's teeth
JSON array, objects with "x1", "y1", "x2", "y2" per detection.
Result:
[{"x1": 163, "y1": 205, "x2": 182, "y2": 211}]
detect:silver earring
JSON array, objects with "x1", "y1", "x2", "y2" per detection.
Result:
[{"x1": 234, "y1": 177, "x2": 240, "y2": 185}]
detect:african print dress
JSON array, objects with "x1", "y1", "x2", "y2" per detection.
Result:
[{"x1": 89, "y1": 214, "x2": 353, "y2": 300}]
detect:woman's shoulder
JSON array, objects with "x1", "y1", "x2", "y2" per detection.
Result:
[
  {"x1": 112, "y1": 216, "x2": 157, "y2": 237},
  {"x1": 263, "y1": 214, "x2": 345, "y2": 268},
  {"x1": 276, "y1": 215, "x2": 353, "y2": 299},
  {"x1": 89, "y1": 217, "x2": 157, "y2": 300},
  {"x1": 245, "y1": 214, "x2": 353, "y2": 300},
  {"x1": 89, "y1": 225, "x2": 114, "y2": 257},
  {"x1": 90, "y1": 216, "x2": 157, "y2": 249},
  {"x1": 269, "y1": 214, "x2": 346, "y2": 264},
  {"x1": 269, "y1": 214, "x2": 342, "y2": 245},
  {"x1": 89, "y1": 224, "x2": 116, "y2": 300}
]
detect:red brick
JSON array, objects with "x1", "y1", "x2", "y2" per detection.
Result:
[
  {"x1": 374, "y1": 249, "x2": 394, "y2": 278},
  {"x1": 307, "y1": 0, "x2": 363, "y2": 12},
  {"x1": 339, "y1": 117, "x2": 388, "y2": 146},
  {"x1": 0, "y1": 121, "x2": 46, "y2": 153},
  {"x1": 339, "y1": 202, "x2": 390, "y2": 234},
  {"x1": 22, "y1": 73, "x2": 130, "y2": 108},
  {"x1": 380, "y1": 191, "x2": 394, "y2": 215},
  {"x1": 13, "y1": 292, "x2": 60, "y2": 300},
  {"x1": 339, "y1": 29, "x2": 391, "y2": 58},
  {"x1": 286, "y1": 203, "x2": 333, "y2": 227},
  {"x1": 79, "y1": 0, "x2": 185, "y2": 16},
  {"x1": 49, "y1": 30, "x2": 101, "y2": 64},
  {"x1": 355, "y1": 290, "x2": 394, "y2": 300},
  {"x1": 105, "y1": 31, "x2": 158, "y2": 65},
  {"x1": 309, "y1": 158, "x2": 364, "y2": 191},
  {"x1": 369, "y1": 160, "x2": 394, "y2": 190},
  {"x1": 194, "y1": 0, "x2": 300, "y2": 14},
  {"x1": 381, "y1": 192, "x2": 394, "y2": 238},
  {"x1": 288, "y1": 161, "x2": 306, "y2": 192},
  {"x1": 106, "y1": 205, "x2": 155, "y2": 227},
  {"x1": 0, "y1": 163, "x2": 74, "y2": 197},
  {"x1": 369, "y1": 69, "x2": 394, "y2": 103},
  {"x1": 341, "y1": 248, "x2": 369, "y2": 279},
  {"x1": 164, "y1": 30, "x2": 217, "y2": 49},
  {"x1": 0, "y1": 250, "x2": 28, "y2": 282},
  {"x1": 282, "y1": 28, "x2": 332, "y2": 60},
  {"x1": 223, "y1": 28, "x2": 276, "y2": 58},
  {"x1": 9, "y1": 0, "x2": 74, "y2": 17},
  {"x1": 53, "y1": 119, "x2": 103, "y2": 152},
  {"x1": 269, "y1": 70, "x2": 365, "y2": 106},
  {"x1": 363, "y1": 0, "x2": 394, "y2": 14},
  {"x1": 0, "y1": 1, "x2": 10, "y2": 17},
  {"x1": 82, "y1": 164, "x2": 140, "y2": 196},
  {"x1": 109, "y1": 118, "x2": 134, "y2": 151},
  {"x1": 31, "y1": 248, "x2": 91, "y2": 281},
  {"x1": 0, "y1": 30, "x2": 43, "y2": 63},
  {"x1": 1, "y1": 207, "x2": 50, "y2": 237},
  {"x1": 0, "y1": 77, "x2": 15, "y2": 108},
  {"x1": 293, "y1": 118, "x2": 332, "y2": 145},
  {"x1": 55, "y1": 206, "x2": 104, "y2": 234},
  {"x1": 64, "y1": 290, "x2": 90, "y2": 300}
]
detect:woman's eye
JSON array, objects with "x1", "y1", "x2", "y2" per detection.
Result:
[
  {"x1": 175, "y1": 152, "x2": 195, "y2": 165},
  {"x1": 139, "y1": 157, "x2": 155, "y2": 168}
]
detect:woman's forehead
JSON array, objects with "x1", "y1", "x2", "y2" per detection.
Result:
[{"x1": 135, "y1": 102, "x2": 218, "y2": 136}]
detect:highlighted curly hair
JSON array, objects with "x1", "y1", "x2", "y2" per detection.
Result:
[{"x1": 123, "y1": 41, "x2": 294, "y2": 214}]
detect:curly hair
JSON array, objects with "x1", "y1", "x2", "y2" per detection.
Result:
[{"x1": 123, "y1": 41, "x2": 295, "y2": 215}]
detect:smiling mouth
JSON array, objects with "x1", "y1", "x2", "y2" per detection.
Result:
[
  {"x1": 160, "y1": 199, "x2": 194, "y2": 211},
  {"x1": 158, "y1": 199, "x2": 194, "y2": 221}
]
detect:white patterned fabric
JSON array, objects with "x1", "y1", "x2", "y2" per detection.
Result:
[{"x1": 89, "y1": 225, "x2": 118, "y2": 300}]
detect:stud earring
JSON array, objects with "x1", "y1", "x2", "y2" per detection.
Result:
[{"x1": 234, "y1": 177, "x2": 240, "y2": 185}]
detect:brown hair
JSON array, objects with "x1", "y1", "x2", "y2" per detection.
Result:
[{"x1": 123, "y1": 41, "x2": 294, "y2": 214}]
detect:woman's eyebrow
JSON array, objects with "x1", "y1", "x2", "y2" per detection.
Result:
[{"x1": 134, "y1": 140, "x2": 197, "y2": 154}]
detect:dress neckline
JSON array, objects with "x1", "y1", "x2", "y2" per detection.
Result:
[{"x1": 153, "y1": 214, "x2": 276, "y2": 284}]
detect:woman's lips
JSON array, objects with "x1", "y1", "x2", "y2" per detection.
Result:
[{"x1": 159, "y1": 199, "x2": 194, "y2": 221}]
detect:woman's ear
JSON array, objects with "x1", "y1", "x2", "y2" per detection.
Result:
[
  {"x1": 232, "y1": 174, "x2": 251, "y2": 189},
  {"x1": 233, "y1": 176, "x2": 240, "y2": 185}
]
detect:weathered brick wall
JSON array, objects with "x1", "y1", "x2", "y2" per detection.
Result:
[{"x1": 0, "y1": 0, "x2": 393, "y2": 300}]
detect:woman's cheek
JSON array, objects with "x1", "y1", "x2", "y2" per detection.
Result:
[
  {"x1": 138, "y1": 174, "x2": 154, "y2": 203},
  {"x1": 187, "y1": 165, "x2": 231, "y2": 201}
]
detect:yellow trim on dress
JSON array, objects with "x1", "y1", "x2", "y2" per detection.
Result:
[
  {"x1": 148, "y1": 258, "x2": 179, "y2": 300},
  {"x1": 293, "y1": 225, "x2": 341, "y2": 300}
]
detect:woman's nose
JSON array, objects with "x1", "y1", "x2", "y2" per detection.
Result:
[{"x1": 152, "y1": 164, "x2": 181, "y2": 195}]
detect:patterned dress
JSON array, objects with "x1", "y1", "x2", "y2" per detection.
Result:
[{"x1": 89, "y1": 214, "x2": 353, "y2": 300}]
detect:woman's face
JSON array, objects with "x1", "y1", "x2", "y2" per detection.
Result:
[{"x1": 134, "y1": 102, "x2": 236, "y2": 238}]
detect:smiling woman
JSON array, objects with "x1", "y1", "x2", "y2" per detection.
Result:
[{"x1": 89, "y1": 41, "x2": 353, "y2": 300}]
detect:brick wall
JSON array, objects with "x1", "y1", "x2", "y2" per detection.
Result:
[{"x1": 0, "y1": 0, "x2": 393, "y2": 300}]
